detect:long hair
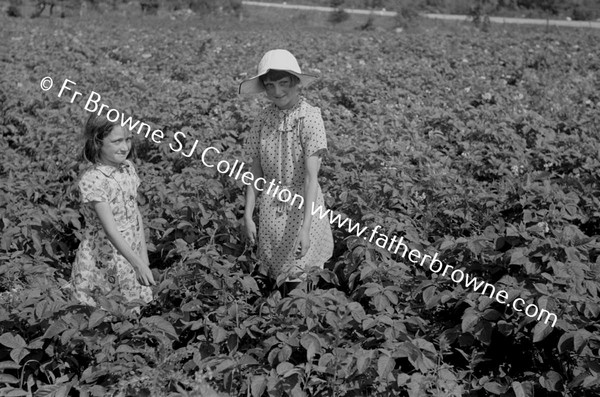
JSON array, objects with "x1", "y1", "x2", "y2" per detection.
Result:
[{"x1": 81, "y1": 112, "x2": 134, "y2": 163}]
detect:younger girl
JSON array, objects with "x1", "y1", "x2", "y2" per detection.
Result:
[{"x1": 71, "y1": 113, "x2": 154, "y2": 307}]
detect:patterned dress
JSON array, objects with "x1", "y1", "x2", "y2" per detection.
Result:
[
  {"x1": 245, "y1": 97, "x2": 334, "y2": 279},
  {"x1": 71, "y1": 160, "x2": 153, "y2": 305}
]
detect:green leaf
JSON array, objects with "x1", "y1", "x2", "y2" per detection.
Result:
[
  {"x1": 362, "y1": 318, "x2": 378, "y2": 330},
  {"x1": 461, "y1": 311, "x2": 479, "y2": 332},
  {"x1": 115, "y1": 344, "x2": 136, "y2": 353},
  {"x1": 88, "y1": 310, "x2": 106, "y2": 328},
  {"x1": 482, "y1": 309, "x2": 501, "y2": 321},
  {"x1": 0, "y1": 361, "x2": 21, "y2": 370},
  {"x1": 89, "y1": 385, "x2": 108, "y2": 397},
  {"x1": 347, "y1": 302, "x2": 366, "y2": 322},
  {"x1": 306, "y1": 339, "x2": 319, "y2": 361},
  {"x1": 540, "y1": 371, "x2": 562, "y2": 391},
  {"x1": 42, "y1": 320, "x2": 68, "y2": 340},
  {"x1": 397, "y1": 373, "x2": 411, "y2": 386},
  {"x1": 573, "y1": 329, "x2": 592, "y2": 353},
  {"x1": 290, "y1": 386, "x2": 307, "y2": 397},
  {"x1": 558, "y1": 332, "x2": 575, "y2": 353},
  {"x1": 356, "y1": 352, "x2": 371, "y2": 374},
  {"x1": 241, "y1": 276, "x2": 259, "y2": 292},
  {"x1": 32, "y1": 383, "x2": 71, "y2": 397},
  {"x1": 564, "y1": 247, "x2": 579, "y2": 263},
  {"x1": 0, "y1": 333, "x2": 27, "y2": 349},
  {"x1": 276, "y1": 361, "x2": 294, "y2": 375},
  {"x1": 512, "y1": 381, "x2": 533, "y2": 397},
  {"x1": 377, "y1": 355, "x2": 394, "y2": 380},
  {"x1": 214, "y1": 359, "x2": 235, "y2": 374},
  {"x1": 532, "y1": 321, "x2": 553, "y2": 343},
  {"x1": 484, "y1": 381, "x2": 507, "y2": 394},
  {"x1": 300, "y1": 334, "x2": 320, "y2": 361},
  {"x1": 61, "y1": 329, "x2": 78, "y2": 345},
  {"x1": 238, "y1": 354, "x2": 258, "y2": 367},
  {"x1": 227, "y1": 334, "x2": 238, "y2": 353},
  {"x1": 413, "y1": 338, "x2": 436, "y2": 354},
  {"x1": 467, "y1": 239, "x2": 485, "y2": 255},
  {"x1": 510, "y1": 249, "x2": 528, "y2": 265},
  {"x1": 439, "y1": 368, "x2": 457, "y2": 381},
  {"x1": 5, "y1": 389, "x2": 30, "y2": 396},
  {"x1": 278, "y1": 345, "x2": 292, "y2": 362},
  {"x1": 142, "y1": 316, "x2": 178, "y2": 339},
  {"x1": 0, "y1": 374, "x2": 19, "y2": 384},
  {"x1": 422, "y1": 286, "x2": 436, "y2": 308},
  {"x1": 251, "y1": 375, "x2": 267, "y2": 397},
  {"x1": 10, "y1": 348, "x2": 29, "y2": 364}
]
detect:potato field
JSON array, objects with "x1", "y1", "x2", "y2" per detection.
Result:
[{"x1": 1, "y1": 3, "x2": 599, "y2": 397}]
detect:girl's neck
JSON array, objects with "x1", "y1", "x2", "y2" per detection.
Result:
[
  {"x1": 276, "y1": 95, "x2": 302, "y2": 111},
  {"x1": 98, "y1": 159, "x2": 125, "y2": 169}
]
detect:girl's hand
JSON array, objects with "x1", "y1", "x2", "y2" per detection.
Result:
[
  {"x1": 134, "y1": 262, "x2": 156, "y2": 286},
  {"x1": 244, "y1": 217, "x2": 257, "y2": 245},
  {"x1": 295, "y1": 227, "x2": 310, "y2": 259}
]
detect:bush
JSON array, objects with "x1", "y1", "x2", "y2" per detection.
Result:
[
  {"x1": 189, "y1": 0, "x2": 219, "y2": 14},
  {"x1": 6, "y1": 5, "x2": 21, "y2": 17},
  {"x1": 394, "y1": 6, "x2": 419, "y2": 28},
  {"x1": 329, "y1": 8, "x2": 350, "y2": 23},
  {"x1": 571, "y1": 5, "x2": 597, "y2": 21},
  {"x1": 140, "y1": 0, "x2": 159, "y2": 14},
  {"x1": 329, "y1": 0, "x2": 350, "y2": 23}
]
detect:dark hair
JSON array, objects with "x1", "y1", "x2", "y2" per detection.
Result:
[
  {"x1": 81, "y1": 112, "x2": 134, "y2": 163},
  {"x1": 259, "y1": 70, "x2": 300, "y2": 88}
]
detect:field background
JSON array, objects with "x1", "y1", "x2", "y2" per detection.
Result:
[
  {"x1": 254, "y1": 0, "x2": 600, "y2": 20},
  {"x1": 1, "y1": 1, "x2": 600, "y2": 396}
]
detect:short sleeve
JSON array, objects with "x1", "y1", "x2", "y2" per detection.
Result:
[
  {"x1": 245, "y1": 115, "x2": 262, "y2": 161},
  {"x1": 78, "y1": 170, "x2": 111, "y2": 203},
  {"x1": 301, "y1": 107, "x2": 328, "y2": 160}
]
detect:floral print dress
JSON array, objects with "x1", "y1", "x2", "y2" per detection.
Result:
[
  {"x1": 245, "y1": 97, "x2": 334, "y2": 279},
  {"x1": 71, "y1": 160, "x2": 152, "y2": 305}
]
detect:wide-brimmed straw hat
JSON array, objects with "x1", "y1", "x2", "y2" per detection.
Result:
[{"x1": 238, "y1": 49, "x2": 318, "y2": 95}]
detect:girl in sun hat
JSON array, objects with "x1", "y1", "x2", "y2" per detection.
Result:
[{"x1": 240, "y1": 49, "x2": 334, "y2": 287}]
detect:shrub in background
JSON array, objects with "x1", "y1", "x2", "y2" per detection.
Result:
[
  {"x1": 571, "y1": 4, "x2": 597, "y2": 21},
  {"x1": 140, "y1": 0, "x2": 159, "y2": 14},
  {"x1": 329, "y1": 8, "x2": 350, "y2": 23},
  {"x1": 393, "y1": 0, "x2": 421, "y2": 28},
  {"x1": 7, "y1": 5, "x2": 21, "y2": 17},
  {"x1": 469, "y1": 0, "x2": 493, "y2": 31},
  {"x1": 139, "y1": 0, "x2": 243, "y2": 16},
  {"x1": 188, "y1": 0, "x2": 216, "y2": 14}
]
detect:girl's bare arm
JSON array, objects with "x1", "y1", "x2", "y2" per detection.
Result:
[{"x1": 93, "y1": 201, "x2": 155, "y2": 286}]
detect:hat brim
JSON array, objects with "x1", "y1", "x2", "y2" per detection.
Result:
[{"x1": 238, "y1": 69, "x2": 318, "y2": 95}]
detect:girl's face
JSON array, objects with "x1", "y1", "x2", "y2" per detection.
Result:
[
  {"x1": 99, "y1": 125, "x2": 132, "y2": 167},
  {"x1": 263, "y1": 76, "x2": 300, "y2": 110}
]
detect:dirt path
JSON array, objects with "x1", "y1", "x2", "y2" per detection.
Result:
[{"x1": 242, "y1": 0, "x2": 600, "y2": 29}]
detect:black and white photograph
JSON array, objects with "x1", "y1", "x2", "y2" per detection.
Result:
[{"x1": 1, "y1": 0, "x2": 599, "y2": 395}]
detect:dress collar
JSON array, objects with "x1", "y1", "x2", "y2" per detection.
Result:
[
  {"x1": 94, "y1": 160, "x2": 131, "y2": 177},
  {"x1": 272, "y1": 97, "x2": 307, "y2": 133}
]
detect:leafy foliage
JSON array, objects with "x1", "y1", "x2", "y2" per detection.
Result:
[{"x1": 1, "y1": 5, "x2": 600, "y2": 397}]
